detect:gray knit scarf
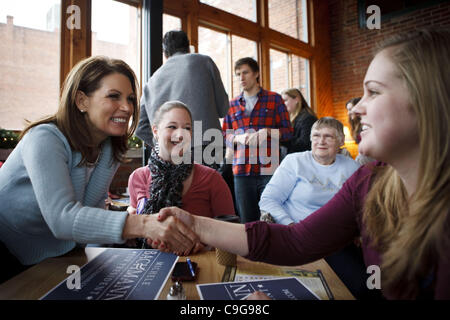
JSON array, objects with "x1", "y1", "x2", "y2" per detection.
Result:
[{"x1": 142, "y1": 147, "x2": 193, "y2": 215}]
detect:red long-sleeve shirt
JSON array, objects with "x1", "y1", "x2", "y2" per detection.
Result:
[
  {"x1": 245, "y1": 162, "x2": 450, "y2": 299},
  {"x1": 128, "y1": 164, "x2": 235, "y2": 218},
  {"x1": 223, "y1": 88, "x2": 293, "y2": 176}
]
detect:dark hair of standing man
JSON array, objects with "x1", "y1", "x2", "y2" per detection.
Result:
[{"x1": 162, "y1": 30, "x2": 190, "y2": 58}]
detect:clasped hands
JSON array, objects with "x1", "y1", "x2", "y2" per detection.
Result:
[
  {"x1": 131, "y1": 207, "x2": 272, "y2": 300},
  {"x1": 128, "y1": 207, "x2": 201, "y2": 256}
]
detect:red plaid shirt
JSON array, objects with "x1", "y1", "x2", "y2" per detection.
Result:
[{"x1": 222, "y1": 88, "x2": 293, "y2": 176}]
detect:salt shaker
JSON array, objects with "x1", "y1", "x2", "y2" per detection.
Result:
[{"x1": 166, "y1": 281, "x2": 186, "y2": 300}]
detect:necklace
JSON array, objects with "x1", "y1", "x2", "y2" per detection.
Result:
[{"x1": 86, "y1": 150, "x2": 102, "y2": 167}]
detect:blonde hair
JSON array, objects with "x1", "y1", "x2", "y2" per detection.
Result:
[
  {"x1": 152, "y1": 100, "x2": 193, "y2": 145},
  {"x1": 20, "y1": 56, "x2": 139, "y2": 165},
  {"x1": 153, "y1": 100, "x2": 192, "y2": 128},
  {"x1": 363, "y1": 29, "x2": 450, "y2": 299},
  {"x1": 281, "y1": 88, "x2": 316, "y2": 122}
]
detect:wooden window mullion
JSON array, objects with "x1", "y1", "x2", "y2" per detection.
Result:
[{"x1": 60, "y1": 0, "x2": 92, "y2": 87}]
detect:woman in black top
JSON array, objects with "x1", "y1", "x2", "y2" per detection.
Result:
[{"x1": 281, "y1": 88, "x2": 318, "y2": 155}]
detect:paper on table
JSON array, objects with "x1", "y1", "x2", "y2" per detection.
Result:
[
  {"x1": 198, "y1": 277, "x2": 320, "y2": 300},
  {"x1": 233, "y1": 267, "x2": 333, "y2": 300},
  {"x1": 40, "y1": 248, "x2": 178, "y2": 300}
]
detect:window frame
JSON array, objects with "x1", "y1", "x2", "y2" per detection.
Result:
[
  {"x1": 162, "y1": 0, "x2": 319, "y2": 110},
  {"x1": 268, "y1": 46, "x2": 311, "y2": 103},
  {"x1": 197, "y1": 23, "x2": 232, "y2": 96},
  {"x1": 197, "y1": 23, "x2": 260, "y2": 98},
  {"x1": 60, "y1": 0, "x2": 331, "y2": 115},
  {"x1": 60, "y1": 0, "x2": 143, "y2": 91}
]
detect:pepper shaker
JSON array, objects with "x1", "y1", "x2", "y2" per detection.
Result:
[{"x1": 166, "y1": 281, "x2": 186, "y2": 300}]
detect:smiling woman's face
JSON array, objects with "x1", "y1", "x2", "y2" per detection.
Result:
[
  {"x1": 311, "y1": 126, "x2": 341, "y2": 165},
  {"x1": 152, "y1": 107, "x2": 192, "y2": 162},
  {"x1": 353, "y1": 49, "x2": 419, "y2": 163},
  {"x1": 78, "y1": 72, "x2": 135, "y2": 145}
]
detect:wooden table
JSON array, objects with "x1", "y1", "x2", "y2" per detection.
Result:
[{"x1": 0, "y1": 248, "x2": 354, "y2": 300}]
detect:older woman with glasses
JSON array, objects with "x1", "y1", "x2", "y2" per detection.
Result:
[{"x1": 259, "y1": 117, "x2": 359, "y2": 225}]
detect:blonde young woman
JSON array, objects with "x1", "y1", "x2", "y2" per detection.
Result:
[
  {"x1": 127, "y1": 101, "x2": 235, "y2": 249},
  {"x1": 281, "y1": 88, "x2": 317, "y2": 154},
  {"x1": 155, "y1": 28, "x2": 450, "y2": 299}
]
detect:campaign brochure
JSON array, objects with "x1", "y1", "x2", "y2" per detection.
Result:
[
  {"x1": 222, "y1": 264, "x2": 333, "y2": 300},
  {"x1": 41, "y1": 248, "x2": 178, "y2": 300},
  {"x1": 197, "y1": 277, "x2": 320, "y2": 300}
]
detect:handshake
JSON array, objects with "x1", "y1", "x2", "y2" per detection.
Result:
[
  {"x1": 123, "y1": 206, "x2": 202, "y2": 256},
  {"x1": 123, "y1": 206, "x2": 248, "y2": 258},
  {"x1": 125, "y1": 207, "x2": 269, "y2": 300}
]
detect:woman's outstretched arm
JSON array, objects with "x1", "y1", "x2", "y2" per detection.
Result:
[{"x1": 157, "y1": 207, "x2": 249, "y2": 256}]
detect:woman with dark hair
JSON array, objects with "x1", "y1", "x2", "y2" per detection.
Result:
[
  {"x1": 346, "y1": 97, "x2": 362, "y2": 142},
  {"x1": 281, "y1": 88, "x2": 317, "y2": 155},
  {"x1": 0, "y1": 56, "x2": 196, "y2": 282},
  {"x1": 346, "y1": 97, "x2": 375, "y2": 165}
]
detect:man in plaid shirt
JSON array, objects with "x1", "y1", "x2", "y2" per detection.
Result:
[{"x1": 222, "y1": 57, "x2": 293, "y2": 223}]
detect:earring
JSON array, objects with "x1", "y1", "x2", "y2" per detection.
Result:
[{"x1": 80, "y1": 109, "x2": 86, "y2": 113}]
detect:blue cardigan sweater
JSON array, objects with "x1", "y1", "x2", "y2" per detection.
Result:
[{"x1": 0, "y1": 124, "x2": 127, "y2": 265}]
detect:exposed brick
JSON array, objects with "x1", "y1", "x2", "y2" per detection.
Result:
[
  {"x1": 329, "y1": 0, "x2": 450, "y2": 158},
  {"x1": 0, "y1": 8, "x2": 139, "y2": 130}
]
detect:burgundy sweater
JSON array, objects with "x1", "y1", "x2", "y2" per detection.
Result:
[{"x1": 245, "y1": 162, "x2": 450, "y2": 299}]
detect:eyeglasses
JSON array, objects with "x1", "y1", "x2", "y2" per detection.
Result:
[{"x1": 311, "y1": 133, "x2": 336, "y2": 142}]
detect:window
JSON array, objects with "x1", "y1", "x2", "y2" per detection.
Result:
[
  {"x1": 163, "y1": 14, "x2": 182, "y2": 36},
  {"x1": 269, "y1": 48, "x2": 289, "y2": 95},
  {"x1": 198, "y1": 26, "x2": 230, "y2": 96},
  {"x1": 291, "y1": 54, "x2": 310, "y2": 105},
  {"x1": 162, "y1": 14, "x2": 182, "y2": 63},
  {"x1": 92, "y1": 0, "x2": 141, "y2": 84},
  {"x1": 162, "y1": 0, "x2": 327, "y2": 128},
  {"x1": 231, "y1": 35, "x2": 257, "y2": 98},
  {"x1": 270, "y1": 49, "x2": 311, "y2": 105},
  {"x1": 198, "y1": 27, "x2": 259, "y2": 99},
  {"x1": 200, "y1": 0, "x2": 257, "y2": 22},
  {"x1": 0, "y1": 0, "x2": 61, "y2": 130},
  {"x1": 268, "y1": 0, "x2": 308, "y2": 42}
]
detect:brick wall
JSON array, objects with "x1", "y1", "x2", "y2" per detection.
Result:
[
  {"x1": 0, "y1": 7, "x2": 138, "y2": 131},
  {"x1": 269, "y1": 0, "x2": 307, "y2": 40},
  {"x1": 329, "y1": 0, "x2": 450, "y2": 156},
  {"x1": 0, "y1": 16, "x2": 60, "y2": 130}
]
